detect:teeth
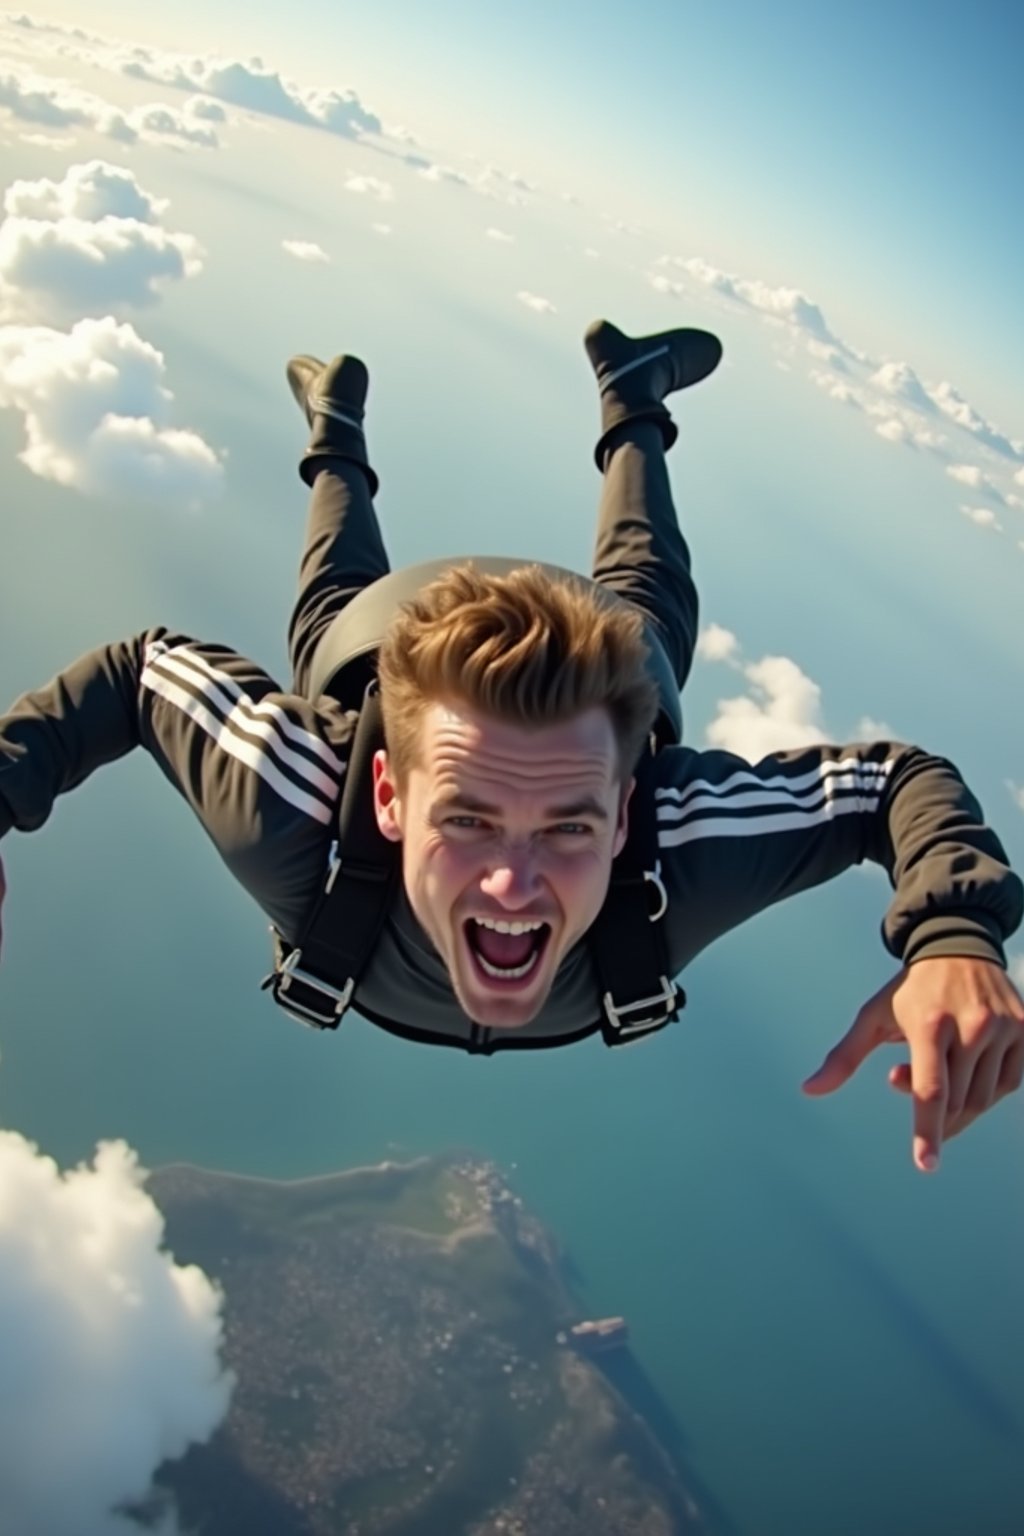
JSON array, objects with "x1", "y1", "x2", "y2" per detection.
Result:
[
  {"x1": 473, "y1": 918, "x2": 545, "y2": 935},
  {"x1": 475, "y1": 947, "x2": 542, "y2": 981}
]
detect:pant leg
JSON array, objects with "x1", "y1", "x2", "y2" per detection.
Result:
[
  {"x1": 590, "y1": 421, "x2": 698, "y2": 692},
  {"x1": 287, "y1": 460, "x2": 391, "y2": 696}
]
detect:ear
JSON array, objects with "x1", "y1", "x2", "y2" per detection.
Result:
[
  {"x1": 613, "y1": 775, "x2": 635, "y2": 859},
  {"x1": 372, "y1": 748, "x2": 404, "y2": 843}
]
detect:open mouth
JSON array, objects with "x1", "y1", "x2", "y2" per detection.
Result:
[{"x1": 463, "y1": 919, "x2": 552, "y2": 988}]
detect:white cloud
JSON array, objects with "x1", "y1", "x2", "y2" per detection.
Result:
[
  {"x1": 301, "y1": 83, "x2": 382, "y2": 137},
  {"x1": 805, "y1": 338, "x2": 848, "y2": 371},
  {"x1": 654, "y1": 254, "x2": 850, "y2": 354},
  {"x1": 0, "y1": 1117, "x2": 232, "y2": 1536},
  {"x1": 945, "y1": 463, "x2": 1005, "y2": 502},
  {"x1": 125, "y1": 101, "x2": 219, "y2": 148},
  {"x1": 5, "y1": 159, "x2": 163, "y2": 222},
  {"x1": 282, "y1": 238, "x2": 328, "y2": 263},
  {"x1": 960, "y1": 504, "x2": 1002, "y2": 531},
  {"x1": 0, "y1": 315, "x2": 223, "y2": 507},
  {"x1": 0, "y1": 161, "x2": 202, "y2": 315},
  {"x1": 1007, "y1": 781, "x2": 1024, "y2": 814},
  {"x1": 485, "y1": 227, "x2": 514, "y2": 243},
  {"x1": 472, "y1": 163, "x2": 538, "y2": 203},
  {"x1": 517, "y1": 290, "x2": 556, "y2": 314},
  {"x1": 186, "y1": 94, "x2": 226, "y2": 122},
  {"x1": 371, "y1": 222, "x2": 391, "y2": 235},
  {"x1": 926, "y1": 380, "x2": 1023, "y2": 462},
  {"x1": 705, "y1": 654, "x2": 829, "y2": 761},
  {"x1": 0, "y1": 63, "x2": 220, "y2": 149},
  {"x1": 875, "y1": 416, "x2": 909, "y2": 443},
  {"x1": 1014, "y1": 468, "x2": 1024, "y2": 488},
  {"x1": 344, "y1": 174, "x2": 393, "y2": 201},
  {"x1": 0, "y1": 62, "x2": 133, "y2": 136},
  {"x1": 417, "y1": 162, "x2": 472, "y2": 186},
  {"x1": 380, "y1": 119, "x2": 418, "y2": 144},
  {"x1": 583, "y1": 247, "x2": 600, "y2": 260},
  {"x1": 1010, "y1": 952, "x2": 1024, "y2": 992},
  {"x1": 911, "y1": 426, "x2": 947, "y2": 453},
  {"x1": 869, "y1": 360, "x2": 934, "y2": 414},
  {"x1": 946, "y1": 463, "x2": 983, "y2": 487},
  {"x1": 696, "y1": 622, "x2": 740, "y2": 663},
  {"x1": 810, "y1": 369, "x2": 863, "y2": 407},
  {"x1": 117, "y1": 45, "x2": 380, "y2": 139}
]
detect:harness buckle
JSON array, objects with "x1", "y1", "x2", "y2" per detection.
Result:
[
  {"x1": 601, "y1": 974, "x2": 680, "y2": 1043},
  {"x1": 273, "y1": 947, "x2": 354, "y2": 1030}
]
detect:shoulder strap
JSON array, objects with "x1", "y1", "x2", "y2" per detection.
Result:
[
  {"x1": 264, "y1": 682, "x2": 399, "y2": 1029},
  {"x1": 585, "y1": 741, "x2": 685, "y2": 1046}
]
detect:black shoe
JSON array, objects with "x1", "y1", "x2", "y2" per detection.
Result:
[
  {"x1": 584, "y1": 319, "x2": 722, "y2": 467},
  {"x1": 286, "y1": 352, "x2": 378, "y2": 494}
]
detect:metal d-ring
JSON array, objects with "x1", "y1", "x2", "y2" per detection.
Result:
[{"x1": 643, "y1": 859, "x2": 668, "y2": 922}]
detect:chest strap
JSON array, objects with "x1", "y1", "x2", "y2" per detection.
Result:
[{"x1": 262, "y1": 685, "x2": 684, "y2": 1050}]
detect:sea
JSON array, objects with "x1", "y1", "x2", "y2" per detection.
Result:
[
  {"x1": 1, "y1": 356, "x2": 1022, "y2": 1536},
  {"x1": 2, "y1": 755, "x2": 1022, "y2": 1536}
]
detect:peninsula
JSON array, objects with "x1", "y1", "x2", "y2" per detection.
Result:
[{"x1": 143, "y1": 1151, "x2": 711, "y2": 1536}]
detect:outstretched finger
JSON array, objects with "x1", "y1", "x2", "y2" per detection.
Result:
[{"x1": 910, "y1": 1038, "x2": 949, "y2": 1172}]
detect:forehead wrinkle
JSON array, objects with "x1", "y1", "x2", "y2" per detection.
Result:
[
  {"x1": 423, "y1": 702, "x2": 619, "y2": 795},
  {"x1": 432, "y1": 741, "x2": 614, "y2": 794}
]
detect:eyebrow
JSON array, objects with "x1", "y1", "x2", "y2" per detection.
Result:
[{"x1": 433, "y1": 792, "x2": 610, "y2": 823}]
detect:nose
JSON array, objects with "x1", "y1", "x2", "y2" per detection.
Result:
[{"x1": 479, "y1": 848, "x2": 543, "y2": 907}]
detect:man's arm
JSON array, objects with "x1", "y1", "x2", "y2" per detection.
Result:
[
  {"x1": 656, "y1": 737, "x2": 1022, "y2": 969},
  {"x1": 0, "y1": 630, "x2": 355, "y2": 942},
  {"x1": 655, "y1": 737, "x2": 1024, "y2": 1166}
]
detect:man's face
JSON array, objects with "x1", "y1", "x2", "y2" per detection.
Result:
[{"x1": 373, "y1": 698, "x2": 633, "y2": 1029}]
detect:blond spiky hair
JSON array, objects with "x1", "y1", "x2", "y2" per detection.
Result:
[{"x1": 377, "y1": 561, "x2": 660, "y2": 786}]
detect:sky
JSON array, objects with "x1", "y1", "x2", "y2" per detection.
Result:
[{"x1": 0, "y1": 4, "x2": 1022, "y2": 1532}]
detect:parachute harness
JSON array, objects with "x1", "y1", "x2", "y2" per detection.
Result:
[{"x1": 263, "y1": 683, "x2": 684, "y2": 1053}]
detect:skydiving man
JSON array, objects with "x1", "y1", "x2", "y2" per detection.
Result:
[{"x1": 1, "y1": 319, "x2": 1021, "y2": 1173}]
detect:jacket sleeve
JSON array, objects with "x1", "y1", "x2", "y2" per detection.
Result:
[
  {"x1": 655, "y1": 739, "x2": 1023, "y2": 970},
  {"x1": 0, "y1": 629, "x2": 353, "y2": 941}
]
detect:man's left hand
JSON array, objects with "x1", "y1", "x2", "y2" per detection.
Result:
[{"x1": 801, "y1": 956, "x2": 1024, "y2": 1173}]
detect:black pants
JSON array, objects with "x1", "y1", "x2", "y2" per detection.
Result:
[{"x1": 287, "y1": 421, "x2": 699, "y2": 704}]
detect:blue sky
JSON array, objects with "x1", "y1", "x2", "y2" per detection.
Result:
[{"x1": 1, "y1": 5, "x2": 1023, "y2": 1532}]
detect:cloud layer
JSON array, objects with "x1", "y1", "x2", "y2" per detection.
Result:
[{"x1": 651, "y1": 248, "x2": 1024, "y2": 526}]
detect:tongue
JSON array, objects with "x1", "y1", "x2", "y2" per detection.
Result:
[{"x1": 472, "y1": 925, "x2": 538, "y2": 968}]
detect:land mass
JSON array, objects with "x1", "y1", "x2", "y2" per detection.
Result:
[{"x1": 141, "y1": 1151, "x2": 712, "y2": 1536}]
